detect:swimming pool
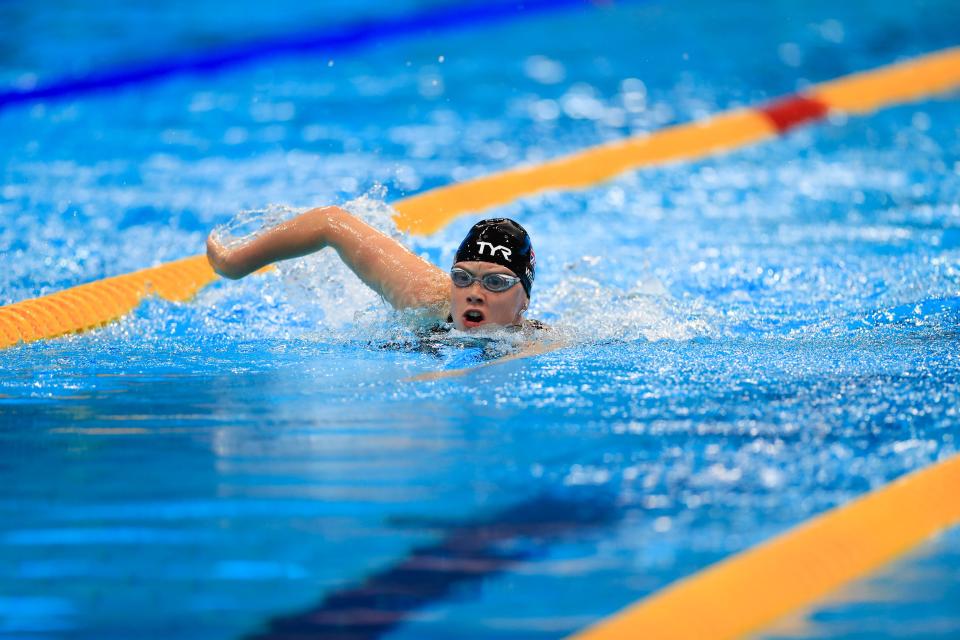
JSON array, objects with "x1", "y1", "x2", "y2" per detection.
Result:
[{"x1": 2, "y1": 0, "x2": 960, "y2": 638}]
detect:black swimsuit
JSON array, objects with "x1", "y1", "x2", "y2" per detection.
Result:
[
  {"x1": 379, "y1": 316, "x2": 547, "y2": 357},
  {"x1": 436, "y1": 315, "x2": 547, "y2": 332}
]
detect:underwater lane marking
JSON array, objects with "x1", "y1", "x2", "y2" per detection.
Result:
[
  {"x1": 248, "y1": 490, "x2": 619, "y2": 640},
  {"x1": 3, "y1": 47, "x2": 960, "y2": 348},
  {"x1": 567, "y1": 453, "x2": 960, "y2": 640},
  {"x1": 0, "y1": 0, "x2": 612, "y2": 110},
  {"x1": 394, "y1": 45, "x2": 960, "y2": 234}
]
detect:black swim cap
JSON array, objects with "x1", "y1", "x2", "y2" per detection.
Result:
[{"x1": 454, "y1": 218, "x2": 535, "y2": 297}]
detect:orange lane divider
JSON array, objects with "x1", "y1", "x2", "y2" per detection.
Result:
[
  {"x1": 567, "y1": 453, "x2": 960, "y2": 640},
  {"x1": 2, "y1": 46, "x2": 959, "y2": 349},
  {"x1": 393, "y1": 46, "x2": 960, "y2": 235},
  {"x1": 0, "y1": 256, "x2": 217, "y2": 347}
]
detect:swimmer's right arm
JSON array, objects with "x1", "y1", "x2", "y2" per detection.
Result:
[
  {"x1": 206, "y1": 206, "x2": 340, "y2": 280},
  {"x1": 206, "y1": 206, "x2": 450, "y2": 312}
]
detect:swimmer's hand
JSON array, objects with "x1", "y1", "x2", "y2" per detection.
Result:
[{"x1": 206, "y1": 234, "x2": 248, "y2": 279}]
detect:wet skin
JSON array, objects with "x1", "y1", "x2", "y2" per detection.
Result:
[
  {"x1": 449, "y1": 261, "x2": 528, "y2": 331},
  {"x1": 204, "y1": 207, "x2": 531, "y2": 330}
]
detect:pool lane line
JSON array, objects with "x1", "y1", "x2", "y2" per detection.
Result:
[
  {"x1": 247, "y1": 490, "x2": 620, "y2": 640},
  {"x1": 0, "y1": 0, "x2": 619, "y2": 111},
  {"x1": 0, "y1": 256, "x2": 218, "y2": 345},
  {"x1": 566, "y1": 452, "x2": 960, "y2": 640},
  {"x1": 393, "y1": 45, "x2": 960, "y2": 234},
  {"x1": 2, "y1": 46, "x2": 959, "y2": 349}
]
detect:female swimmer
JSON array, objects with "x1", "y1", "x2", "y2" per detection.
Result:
[{"x1": 205, "y1": 206, "x2": 538, "y2": 331}]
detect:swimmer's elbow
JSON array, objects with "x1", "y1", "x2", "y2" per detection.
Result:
[{"x1": 302, "y1": 205, "x2": 346, "y2": 233}]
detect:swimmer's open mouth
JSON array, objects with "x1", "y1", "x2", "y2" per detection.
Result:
[{"x1": 463, "y1": 309, "x2": 485, "y2": 327}]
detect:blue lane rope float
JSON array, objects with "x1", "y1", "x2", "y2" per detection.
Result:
[{"x1": 0, "y1": 0, "x2": 627, "y2": 111}]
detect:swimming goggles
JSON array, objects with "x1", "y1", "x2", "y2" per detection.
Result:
[{"x1": 450, "y1": 267, "x2": 520, "y2": 293}]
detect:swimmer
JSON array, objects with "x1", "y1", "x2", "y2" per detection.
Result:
[{"x1": 205, "y1": 206, "x2": 539, "y2": 332}]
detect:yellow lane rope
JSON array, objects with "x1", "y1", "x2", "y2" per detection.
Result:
[
  {"x1": 568, "y1": 453, "x2": 960, "y2": 640},
  {"x1": 395, "y1": 46, "x2": 960, "y2": 235},
  {"x1": 1, "y1": 46, "x2": 959, "y2": 348},
  {"x1": 811, "y1": 46, "x2": 960, "y2": 113},
  {"x1": 394, "y1": 110, "x2": 775, "y2": 235},
  {"x1": 0, "y1": 256, "x2": 216, "y2": 346}
]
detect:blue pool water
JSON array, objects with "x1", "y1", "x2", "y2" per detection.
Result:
[{"x1": 2, "y1": 1, "x2": 960, "y2": 638}]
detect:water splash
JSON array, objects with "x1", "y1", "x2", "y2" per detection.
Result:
[
  {"x1": 205, "y1": 188, "x2": 461, "y2": 343},
  {"x1": 537, "y1": 272, "x2": 714, "y2": 343}
]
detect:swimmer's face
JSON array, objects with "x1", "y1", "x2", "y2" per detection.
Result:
[{"x1": 450, "y1": 261, "x2": 528, "y2": 330}]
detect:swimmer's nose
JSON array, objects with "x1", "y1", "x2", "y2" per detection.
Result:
[{"x1": 466, "y1": 287, "x2": 485, "y2": 305}]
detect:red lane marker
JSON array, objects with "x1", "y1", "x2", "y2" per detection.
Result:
[{"x1": 759, "y1": 94, "x2": 830, "y2": 133}]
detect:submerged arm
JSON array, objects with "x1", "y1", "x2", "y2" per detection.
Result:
[{"x1": 206, "y1": 206, "x2": 449, "y2": 311}]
